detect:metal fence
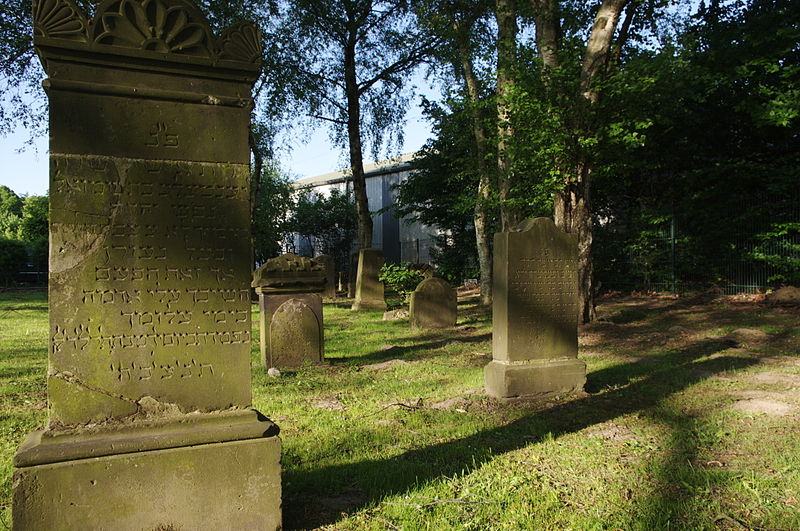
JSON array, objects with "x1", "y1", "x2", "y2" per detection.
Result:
[{"x1": 596, "y1": 199, "x2": 800, "y2": 294}]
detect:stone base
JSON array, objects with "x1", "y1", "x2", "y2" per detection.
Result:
[
  {"x1": 351, "y1": 298, "x2": 387, "y2": 311},
  {"x1": 13, "y1": 412, "x2": 281, "y2": 530},
  {"x1": 484, "y1": 358, "x2": 586, "y2": 399}
]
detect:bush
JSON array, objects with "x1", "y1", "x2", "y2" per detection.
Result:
[
  {"x1": 0, "y1": 237, "x2": 28, "y2": 286},
  {"x1": 379, "y1": 262, "x2": 426, "y2": 303}
]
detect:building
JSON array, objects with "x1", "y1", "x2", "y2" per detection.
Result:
[{"x1": 293, "y1": 154, "x2": 439, "y2": 264}]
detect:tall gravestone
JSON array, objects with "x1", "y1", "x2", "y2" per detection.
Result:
[
  {"x1": 317, "y1": 253, "x2": 337, "y2": 299},
  {"x1": 409, "y1": 277, "x2": 457, "y2": 329},
  {"x1": 485, "y1": 218, "x2": 586, "y2": 398},
  {"x1": 252, "y1": 254, "x2": 325, "y2": 368},
  {"x1": 348, "y1": 251, "x2": 358, "y2": 298},
  {"x1": 13, "y1": 1, "x2": 281, "y2": 528},
  {"x1": 351, "y1": 248, "x2": 387, "y2": 311}
]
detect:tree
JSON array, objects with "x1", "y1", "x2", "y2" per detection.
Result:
[
  {"x1": 505, "y1": 0, "x2": 670, "y2": 322},
  {"x1": 413, "y1": 0, "x2": 496, "y2": 304},
  {"x1": 0, "y1": 185, "x2": 23, "y2": 238},
  {"x1": 252, "y1": 164, "x2": 294, "y2": 265},
  {"x1": 288, "y1": 188, "x2": 357, "y2": 272},
  {"x1": 592, "y1": 0, "x2": 800, "y2": 290},
  {"x1": 267, "y1": 0, "x2": 437, "y2": 251}
]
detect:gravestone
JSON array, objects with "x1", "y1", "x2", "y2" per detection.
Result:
[
  {"x1": 484, "y1": 218, "x2": 586, "y2": 398},
  {"x1": 252, "y1": 254, "x2": 325, "y2": 368},
  {"x1": 348, "y1": 252, "x2": 358, "y2": 298},
  {"x1": 317, "y1": 254, "x2": 337, "y2": 298},
  {"x1": 13, "y1": 1, "x2": 281, "y2": 528},
  {"x1": 351, "y1": 248, "x2": 387, "y2": 311},
  {"x1": 410, "y1": 277, "x2": 457, "y2": 329}
]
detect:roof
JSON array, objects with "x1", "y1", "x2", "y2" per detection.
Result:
[{"x1": 294, "y1": 153, "x2": 416, "y2": 189}]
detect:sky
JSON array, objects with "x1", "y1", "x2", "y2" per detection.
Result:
[{"x1": 0, "y1": 87, "x2": 436, "y2": 197}]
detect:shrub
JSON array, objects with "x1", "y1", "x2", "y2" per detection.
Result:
[{"x1": 379, "y1": 262, "x2": 425, "y2": 303}]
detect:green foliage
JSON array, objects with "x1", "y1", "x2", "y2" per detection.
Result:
[
  {"x1": 252, "y1": 165, "x2": 294, "y2": 264},
  {"x1": 378, "y1": 262, "x2": 425, "y2": 302},
  {"x1": 288, "y1": 188, "x2": 357, "y2": 270},
  {"x1": 17, "y1": 194, "x2": 47, "y2": 243},
  {"x1": 0, "y1": 236, "x2": 27, "y2": 285},
  {"x1": 751, "y1": 222, "x2": 800, "y2": 285},
  {"x1": 592, "y1": 0, "x2": 800, "y2": 291},
  {"x1": 393, "y1": 98, "x2": 498, "y2": 283},
  {"x1": 429, "y1": 229, "x2": 479, "y2": 286}
]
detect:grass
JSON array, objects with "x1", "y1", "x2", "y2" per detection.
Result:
[{"x1": 1, "y1": 289, "x2": 799, "y2": 529}]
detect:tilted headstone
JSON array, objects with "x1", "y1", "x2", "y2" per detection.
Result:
[
  {"x1": 316, "y1": 254, "x2": 337, "y2": 298},
  {"x1": 13, "y1": 2, "x2": 281, "y2": 528},
  {"x1": 409, "y1": 277, "x2": 457, "y2": 329},
  {"x1": 485, "y1": 218, "x2": 586, "y2": 398},
  {"x1": 351, "y1": 248, "x2": 387, "y2": 311},
  {"x1": 252, "y1": 254, "x2": 325, "y2": 368}
]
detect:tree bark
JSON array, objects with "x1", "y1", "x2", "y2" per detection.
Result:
[
  {"x1": 249, "y1": 129, "x2": 263, "y2": 274},
  {"x1": 554, "y1": 0, "x2": 627, "y2": 323},
  {"x1": 455, "y1": 22, "x2": 493, "y2": 306},
  {"x1": 531, "y1": 0, "x2": 560, "y2": 70},
  {"x1": 554, "y1": 164, "x2": 594, "y2": 323},
  {"x1": 344, "y1": 21, "x2": 373, "y2": 250},
  {"x1": 495, "y1": 0, "x2": 520, "y2": 232}
]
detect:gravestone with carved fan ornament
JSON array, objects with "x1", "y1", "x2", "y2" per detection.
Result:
[{"x1": 12, "y1": 1, "x2": 282, "y2": 528}]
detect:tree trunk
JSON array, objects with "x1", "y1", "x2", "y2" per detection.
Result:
[
  {"x1": 531, "y1": 0, "x2": 560, "y2": 70},
  {"x1": 495, "y1": 0, "x2": 520, "y2": 232},
  {"x1": 554, "y1": 0, "x2": 628, "y2": 324},
  {"x1": 554, "y1": 163, "x2": 595, "y2": 323},
  {"x1": 344, "y1": 26, "x2": 373, "y2": 250},
  {"x1": 249, "y1": 130, "x2": 263, "y2": 273},
  {"x1": 455, "y1": 22, "x2": 493, "y2": 306}
]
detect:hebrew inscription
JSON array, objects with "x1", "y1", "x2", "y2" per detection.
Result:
[{"x1": 49, "y1": 154, "x2": 252, "y2": 423}]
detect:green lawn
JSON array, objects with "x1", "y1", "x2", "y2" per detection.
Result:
[{"x1": 1, "y1": 290, "x2": 799, "y2": 529}]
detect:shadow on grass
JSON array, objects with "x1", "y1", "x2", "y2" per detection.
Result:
[
  {"x1": 342, "y1": 333, "x2": 492, "y2": 365},
  {"x1": 283, "y1": 337, "x2": 757, "y2": 529}
]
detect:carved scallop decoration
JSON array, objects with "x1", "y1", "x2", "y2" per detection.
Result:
[
  {"x1": 218, "y1": 22, "x2": 262, "y2": 64},
  {"x1": 33, "y1": 0, "x2": 88, "y2": 41},
  {"x1": 91, "y1": 0, "x2": 213, "y2": 57}
]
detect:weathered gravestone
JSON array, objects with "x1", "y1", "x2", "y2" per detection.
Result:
[
  {"x1": 13, "y1": 2, "x2": 281, "y2": 528},
  {"x1": 484, "y1": 218, "x2": 586, "y2": 398},
  {"x1": 410, "y1": 277, "x2": 457, "y2": 329},
  {"x1": 316, "y1": 253, "x2": 337, "y2": 299},
  {"x1": 252, "y1": 254, "x2": 325, "y2": 368},
  {"x1": 351, "y1": 248, "x2": 387, "y2": 311},
  {"x1": 348, "y1": 251, "x2": 358, "y2": 298}
]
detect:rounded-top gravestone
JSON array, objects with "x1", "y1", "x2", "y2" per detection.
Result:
[{"x1": 409, "y1": 277, "x2": 457, "y2": 329}]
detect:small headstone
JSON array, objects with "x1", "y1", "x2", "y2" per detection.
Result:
[
  {"x1": 316, "y1": 254, "x2": 336, "y2": 299},
  {"x1": 270, "y1": 298, "x2": 322, "y2": 367},
  {"x1": 485, "y1": 218, "x2": 586, "y2": 399},
  {"x1": 409, "y1": 278, "x2": 457, "y2": 329},
  {"x1": 351, "y1": 248, "x2": 387, "y2": 311},
  {"x1": 252, "y1": 254, "x2": 325, "y2": 368}
]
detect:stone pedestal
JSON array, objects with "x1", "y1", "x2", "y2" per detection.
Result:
[
  {"x1": 351, "y1": 248, "x2": 387, "y2": 311},
  {"x1": 14, "y1": 412, "x2": 281, "y2": 530},
  {"x1": 485, "y1": 218, "x2": 586, "y2": 398},
  {"x1": 409, "y1": 277, "x2": 457, "y2": 329},
  {"x1": 15, "y1": 2, "x2": 281, "y2": 527},
  {"x1": 253, "y1": 254, "x2": 325, "y2": 368}
]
